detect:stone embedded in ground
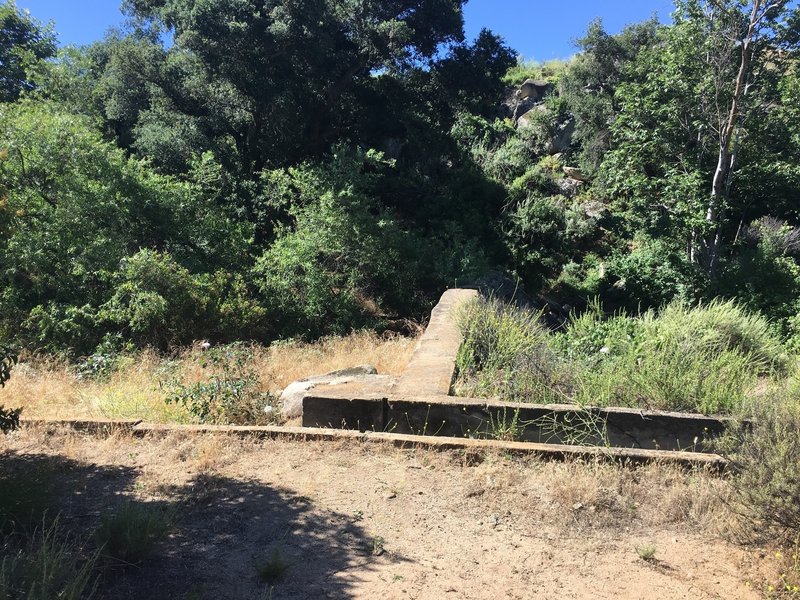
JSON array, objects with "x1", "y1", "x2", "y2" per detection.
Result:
[{"x1": 280, "y1": 365, "x2": 383, "y2": 418}]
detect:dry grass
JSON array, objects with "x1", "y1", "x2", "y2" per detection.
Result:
[
  {"x1": 2, "y1": 332, "x2": 416, "y2": 423},
  {"x1": 251, "y1": 331, "x2": 415, "y2": 389},
  {"x1": 459, "y1": 453, "x2": 737, "y2": 535}
]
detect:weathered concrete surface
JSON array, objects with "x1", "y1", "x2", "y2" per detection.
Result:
[
  {"x1": 19, "y1": 419, "x2": 726, "y2": 469},
  {"x1": 392, "y1": 288, "x2": 477, "y2": 397},
  {"x1": 301, "y1": 287, "x2": 734, "y2": 455},
  {"x1": 302, "y1": 395, "x2": 733, "y2": 453}
]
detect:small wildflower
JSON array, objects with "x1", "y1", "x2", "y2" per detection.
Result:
[
  {"x1": 776, "y1": 552, "x2": 784, "y2": 559},
  {"x1": 769, "y1": 585, "x2": 775, "y2": 592}
]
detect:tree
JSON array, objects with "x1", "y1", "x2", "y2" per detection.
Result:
[
  {"x1": 0, "y1": 0, "x2": 56, "y2": 102},
  {"x1": 702, "y1": 0, "x2": 797, "y2": 273},
  {"x1": 559, "y1": 18, "x2": 659, "y2": 175},
  {"x1": 104, "y1": 0, "x2": 469, "y2": 175},
  {"x1": 0, "y1": 101, "x2": 253, "y2": 353},
  {"x1": 599, "y1": 0, "x2": 800, "y2": 277}
]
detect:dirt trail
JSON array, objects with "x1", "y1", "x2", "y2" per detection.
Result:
[{"x1": 2, "y1": 427, "x2": 768, "y2": 600}]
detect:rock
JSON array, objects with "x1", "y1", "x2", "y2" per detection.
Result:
[
  {"x1": 519, "y1": 79, "x2": 553, "y2": 102},
  {"x1": 562, "y1": 165, "x2": 587, "y2": 182},
  {"x1": 279, "y1": 365, "x2": 379, "y2": 418},
  {"x1": 551, "y1": 118, "x2": 576, "y2": 154},
  {"x1": 581, "y1": 200, "x2": 606, "y2": 219},
  {"x1": 473, "y1": 271, "x2": 536, "y2": 308},
  {"x1": 516, "y1": 104, "x2": 549, "y2": 129},
  {"x1": 556, "y1": 177, "x2": 585, "y2": 198}
]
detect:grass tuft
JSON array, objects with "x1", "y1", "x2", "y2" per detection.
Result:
[
  {"x1": 0, "y1": 519, "x2": 98, "y2": 600},
  {"x1": 256, "y1": 550, "x2": 290, "y2": 584},
  {"x1": 94, "y1": 502, "x2": 174, "y2": 565}
]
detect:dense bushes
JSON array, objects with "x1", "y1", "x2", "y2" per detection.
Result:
[
  {"x1": 253, "y1": 152, "x2": 428, "y2": 338},
  {"x1": 0, "y1": 102, "x2": 255, "y2": 354},
  {"x1": 456, "y1": 296, "x2": 786, "y2": 415}
]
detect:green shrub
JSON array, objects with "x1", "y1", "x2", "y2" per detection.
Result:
[
  {"x1": 94, "y1": 502, "x2": 173, "y2": 565},
  {"x1": 504, "y1": 195, "x2": 569, "y2": 291},
  {"x1": 102, "y1": 250, "x2": 267, "y2": 349},
  {"x1": 554, "y1": 300, "x2": 640, "y2": 358},
  {"x1": 163, "y1": 343, "x2": 279, "y2": 425},
  {"x1": 253, "y1": 151, "x2": 427, "y2": 339},
  {"x1": 716, "y1": 394, "x2": 800, "y2": 544},
  {"x1": 602, "y1": 237, "x2": 702, "y2": 311},
  {"x1": 101, "y1": 250, "x2": 209, "y2": 349}
]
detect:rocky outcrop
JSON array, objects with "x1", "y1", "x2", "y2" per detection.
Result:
[
  {"x1": 551, "y1": 118, "x2": 575, "y2": 154},
  {"x1": 556, "y1": 177, "x2": 585, "y2": 198},
  {"x1": 562, "y1": 165, "x2": 587, "y2": 182},
  {"x1": 516, "y1": 104, "x2": 549, "y2": 129},
  {"x1": 519, "y1": 79, "x2": 553, "y2": 102}
]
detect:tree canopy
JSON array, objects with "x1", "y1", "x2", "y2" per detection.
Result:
[{"x1": 1, "y1": 0, "x2": 800, "y2": 355}]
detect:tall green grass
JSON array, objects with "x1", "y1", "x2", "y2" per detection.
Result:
[{"x1": 455, "y1": 297, "x2": 789, "y2": 415}]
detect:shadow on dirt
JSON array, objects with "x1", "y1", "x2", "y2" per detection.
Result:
[{"x1": 0, "y1": 450, "x2": 403, "y2": 599}]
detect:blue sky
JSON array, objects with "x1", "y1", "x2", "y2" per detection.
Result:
[{"x1": 18, "y1": 0, "x2": 677, "y2": 59}]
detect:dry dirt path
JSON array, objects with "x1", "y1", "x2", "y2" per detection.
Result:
[{"x1": 2, "y1": 427, "x2": 770, "y2": 600}]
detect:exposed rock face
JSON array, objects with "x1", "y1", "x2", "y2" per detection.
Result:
[
  {"x1": 519, "y1": 79, "x2": 553, "y2": 102},
  {"x1": 508, "y1": 80, "x2": 555, "y2": 123},
  {"x1": 556, "y1": 177, "x2": 585, "y2": 198},
  {"x1": 516, "y1": 104, "x2": 549, "y2": 129},
  {"x1": 280, "y1": 365, "x2": 385, "y2": 419},
  {"x1": 562, "y1": 165, "x2": 587, "y2": 182},
  {"x1": 551, "y1": 118, "x2": 575, "y2": 154}
]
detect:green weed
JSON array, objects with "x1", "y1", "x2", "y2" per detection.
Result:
[
  {"x1": 456, "y1": 297, "x2": 786, "y2": 416},
  {"x1": 256, "y1": 550, "x2": 290, "y2": 585},
  {"x1": 636, "y1": 544, "x2": 657, "y2": 562},
  {"x1": 94, "y1": 502, "x2": 174, "y2": 565}
]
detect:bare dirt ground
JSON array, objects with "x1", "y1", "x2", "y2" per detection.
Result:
[{"x1": 1, "y1": 425, "x2": 776, "y2": 600}]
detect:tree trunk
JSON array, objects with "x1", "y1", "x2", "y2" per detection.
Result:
[{"x1": 703, "y1": 0, "x2": 762, "y2": 275}]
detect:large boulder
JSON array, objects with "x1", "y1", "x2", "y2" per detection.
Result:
[
  {"x1": 519, "y1": 79, "x2": 553, "y2": 102},
  {"x1": 280, "y1": 365, "x2": 383, "y2": 419},
  {"x1": 562, "y1": 165, "x2": 587, "y2": 182},
  {"x1": 551, "y1": 118, "x2": 576, "y2": 154},
  {"x1": 556, "y1": 177, "x2": 585, "y2": 198}
]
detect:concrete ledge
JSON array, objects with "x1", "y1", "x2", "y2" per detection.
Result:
[
  {"x1": 18, "y1": 419, "x2": 726, "y2": 469},
  {"x1": 392, "y1": 288, "x2": 477, "y2": 397},
  {"x1": 301, "y1": 288, "x2": 741, "y2": 455},
  {"x1": 302, "y1": 395, "x2": 732, "y2": 452}
]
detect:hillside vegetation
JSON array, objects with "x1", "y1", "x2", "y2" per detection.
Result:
[{"x1": 0, "y1": 0, "x2": 799, "y2": 358}]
